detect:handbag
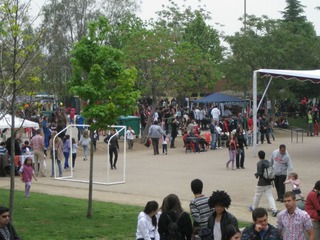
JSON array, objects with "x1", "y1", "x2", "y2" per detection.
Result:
[{"x1": 144, "y1": 138, "x2": 151, "y2": 147}]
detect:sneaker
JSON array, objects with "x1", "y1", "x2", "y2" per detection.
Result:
[
  {"x1": 248, "y1": 206, "x2": 254, "y2": 212},
  {"x1": 272, "y1": 211, "x2": 279, "y2": 217}
]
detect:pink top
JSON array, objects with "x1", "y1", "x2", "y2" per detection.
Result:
[{"x1": 19, "y1": 165, "x2": 34, "y2": 182}]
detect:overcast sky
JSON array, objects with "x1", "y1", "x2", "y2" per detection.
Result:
[{"x1": 139, "y1": 0, "x2": 320, "y2": 35}]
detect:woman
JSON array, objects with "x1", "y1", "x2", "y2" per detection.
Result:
[
  {"x1": 78, "y1": 129, "x2": 90, "y2": 161},
  {"x1": 226, "y1": 133, "x2": 237, "y2": 170},
  {"x1": 170, "y1": 117, "x2": 179, "y2": 148},
  {"x1": 158, "y1": 194, "x2": 193, "y2": 240},
  {"x1": 104, "y1": 129, "x2": 119, "y2": 170},
  {"x1": 222, "y1": 224, "x2": 241, "y2": 240},
  {"x1": 49, "y1": 131, "x2": 63, "y2": 177},
  {"x1": 136, "y1": 201, "x2": 159, "y2": 240},
  {"x1": 147, "y1": 121, "x2": 166, "y2": 155},
  {"x1": 205, "y1": 190, "x2": 238, "y2": 240},
  {"x1": 235, "y1": 126, "x2": 248, "y2": 169},
  {"x1": 63, "y1": 135, "x2": 71, "y2": 170},
  {"x1": 305, "y1": 180, "x2": 320, "y2": 239}
]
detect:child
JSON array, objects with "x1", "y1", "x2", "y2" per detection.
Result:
[
  {"x1": 246, "y1": 129, "x2": 253, "y2": 146},
  {"x1": 226, "y1": 133, "x2": 237, "y2": 170},
  {"x1": 71, "y1": 138, "x2": 78, "y2": 169},
  {"x1": 19, "y1": 157, "x2": 37, "y2": 197},
  {"x1": 162, "y1": 135, "x2": 169, "y2": 155},
  {"x1": 92, "y1": 130, "x2": 99, "y2": 151},
  {"x1": 284, "y1": 172, "x2": 303, "y2": 199}
]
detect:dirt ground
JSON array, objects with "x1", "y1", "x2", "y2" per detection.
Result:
[{"x1": 0, "y1": 127, "x2": 319, "y2": 225}]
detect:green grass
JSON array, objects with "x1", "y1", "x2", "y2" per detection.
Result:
[{"x1": 0, "y1": 189, "x2": 249, "y2": 239}]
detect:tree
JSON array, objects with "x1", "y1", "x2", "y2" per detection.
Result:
[
  {"x1": 40, "y1": 0, "x2": 141, "y2": 98},
  {"x1": 281, "y1": 0, "x2": 306, "y2": 22},
  {"x1": 68, "y1": 17, "x2": 140, "y2": 218},
  {"x1": 0, "y1": 0, "x2": 44, "y2": 221}
]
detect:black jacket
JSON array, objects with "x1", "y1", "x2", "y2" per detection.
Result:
[
  {"x1": 207, "y1": 210, "x2": 238, "y2": 239},
  {"x1": 0, "y1": 223, "x2": 20, "y2": 240},
  {"x1": 255, "y1": 159, "x2": 273, "y2": 186},
  {"x1": 104, "y1": 134, "x2": 119, "y2": 150}
]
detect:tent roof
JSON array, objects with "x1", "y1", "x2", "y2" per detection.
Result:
[
  {"x1": 0, "y1": 114, "x2": 39, "y2": 129},
  {"x1": 257, "y1": 69, "x2": 320, "y2": 84},
  {"x1": 193, "y1": 92, "x2": 243, "y2": 103}
]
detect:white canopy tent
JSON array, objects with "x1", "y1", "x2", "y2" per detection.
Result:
[
  {"x1": 0, "y1": 114, "x2": 39, "y2": 129},
  {"x1": 252, "y1": 69, "x2": 320, "y2": 155}
]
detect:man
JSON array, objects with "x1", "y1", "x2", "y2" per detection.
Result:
[
  {"x1": 277, "y1": 191, "x2": 314, "y2": 240},
  {"x1": 30, "y1": 129, "x2": 45, "y2": 177},
  {"x1": 249, "y1": 150, "x2": 279, "y2": 217},
  {"x1": 210, "y1": 105, "x2": 220, "y2": 122},
  {"x1": 0, "y1": 206, "x2": 20, "y2": 240},
  {"x1": 270, "y1": 144, "x2": 293, "y2": 202},
  {"x1": 260, "y1": 114, "x2": 271, "y2": 144},
  {"x1": 75, "y1": 114, "x2": 85, "y2": 141},
  {"x1": 241, "y1": 207, "x2": 282, "y2": 240},
  {"x1": 147, "y1": 120, "x2": 166, "y2": 155},
  {"x1": 189, "y1": 179, "x2": 212, "y2": 239}
]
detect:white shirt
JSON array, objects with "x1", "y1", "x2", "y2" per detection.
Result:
[
  {"x1": 136, "y1": 212, "x2": 159, "y2": 240},
  {"x1": 126, "y1": 129, "x2": 135, "y2": 140},
  {"x1": 211, "y1": 107, "x2": 221, "y2": 120}
]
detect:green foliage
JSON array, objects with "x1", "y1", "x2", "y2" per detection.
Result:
[
  {"x1": 281, "y1": 0, "x2": 306, "y2": 22},
  {"x1": 69, "y1": 17, "x2": 140, "y2": 129}
]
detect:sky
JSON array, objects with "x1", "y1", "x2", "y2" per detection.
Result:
[{"x1": 139, "y1": 0, "x2": 320, "y2": 35}]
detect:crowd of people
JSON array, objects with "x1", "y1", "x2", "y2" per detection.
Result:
[{"x1": 135, "y1": 178, "x2": 320, "y2": 240}]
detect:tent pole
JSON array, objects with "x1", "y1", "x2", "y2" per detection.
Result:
[
  {"x1": 257, "y1": 77, "x2": 273, "y2": 110},
  {"x1": 253, "y1": 71, "x2": 257, "y2": 156}
]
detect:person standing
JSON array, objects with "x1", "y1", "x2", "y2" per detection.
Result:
[
  {"x1": 71, "y1": 138, "x2": 78, "y2": 169},
  {"x1": 49, "y1": 132, "x2": 63, "y2": 177},
  {"x1": 305, "y1": 180, "x2": 320, "y2": 239},
  {"x1": 147, "y1": 121, "x2": 166, "y2": 156},
  {"x1": 269, "y1": 144, "x2": 293, "y2": 202},
  {"x1": 0, "y1": 206, "x2": 20, "y2": 240},
  {"x1": 170, "y1": 118, "x2": 179, "y2": 148},
  {"x1": 78, "y1": 129, "x2": 90, "y2": 161},
  {"x1": 211, "y1": 105, "x2": 221, "y2": 122},
  {"x1": 249, "y1": 150, "x2": 279, "y2": 217},
  {"x1": 210, "y1": 119, "x2": 217, "y2": 150},
  {"x1": 241, "y1": 208, "x2": 282, "y2": 240},
  {"x1": 277, "y1": 191, "x2": 314, "y2": 240},
  {"x1": 42, "y1": 116, "x2": 51, "y2": 151},
  {"x1": 189, "y1": 179, "x2": 212, "y2": 239},
  {"x1": 30, "y1": 129, "x2": 45, "y2": 177},
  {"x1": 235, "y1": 126, "x2": 248, "y2": 169},
  {"x1": 104, "y1": 129, "x2": 119, "y2": 170},
  {"x1": 126, "y1": 126, "x2": 135, "y2": 150},
  {"x1": 206, "y1": 190, "x2": 238, "y2": 240},
  {"x1": 136, "y1": 201, "x2": 159, "y2": 240},
  {"x1": 226, "y1": 133, "x2": 237, "y2": 170},
  {"x1": 307, "y1": 110, "x2": 313, "y2": 136},
  {"x1": 75, "y1": 114, "x2": 85, "y2": 141},
  {"x1": 259, "y1": 114, "x2": 271, "y2": 144},
  {"x1": 19, "y1": 157, "x2": 37, "y2": 198}
]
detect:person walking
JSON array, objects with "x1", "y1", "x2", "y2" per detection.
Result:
[
  {"x1": 147, "y1": 121, "x2": 166, "y2": 155},
  {"x1": 126, "y1": 126, "x2": 135, "y2": 150},
  {"x1": 260, "y1": 114, "x2": 271, "y2": 144},
  {"x1": 19, "y1": 157, "x2": 37, "y2": 198},
  {"x1": 63, "y1": 134, "x2": 71, "y2": 170},
  {"x1": 170, "y1": 117, "x2": 179, "y2": 148},
  {"x1": 270, "y1": 144, "x2": 293, "y2": 202},
  {"x1": 71, "y1": 138, "x2": 78, "y2": 169},
  {"x1": 277, "y1": 191, "x2": 314, "y2": 240},
  {"x1": 30, "y1": 128, "x2": 45, "y2": 177},
  {"x1": 249, "y1": 150, "x2": 279, "y2": 217},
  {"x1": 78, "y1": 129, "x2": 90, "y2": 161},
  {"x1": 104, "y1": 129, "x2": 119, "y2": 170},
  {"x1": 241, "y1": 208, "x2": 282, "y2": 240},
  {"x1": 49, "y1": 132, "x2": 63, "y2": 177}
]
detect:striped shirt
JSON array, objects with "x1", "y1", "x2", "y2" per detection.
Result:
[
  {"x1": 189, "y1": 195, "x2": 212, "y2": 229},
  {"x1": 30, "y1": 134, "x2": 44, "y2": 151},
  {"x1": 277, "y1": 207, "x2": 313, "y2": 240}
]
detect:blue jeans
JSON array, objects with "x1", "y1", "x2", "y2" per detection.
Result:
[
  {"x1": 211, "y1": 133, "x2": 217, "y2": 149},
  {"x1": 83, "y1": 145, "x2": 88, "y2": 159},
  {"x1": 64, "y1": 152, "x2": 70, "y2": 169},
  {"x1": 52, "y1": 159, "x2": 62, "y2": 176}
]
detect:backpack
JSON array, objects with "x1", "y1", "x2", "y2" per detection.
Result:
[
  {"x1": 263, "y1": 161, "x2": 275, "y2": 180},
  {"x1": 167, "y1": 213, "x2": 183, "y2": 240}
]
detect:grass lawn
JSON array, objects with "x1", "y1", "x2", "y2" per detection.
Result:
[{"x1": 0, "y1": 189, "x2": 249, "y2": 239}]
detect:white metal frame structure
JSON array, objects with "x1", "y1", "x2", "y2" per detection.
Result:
[{"x1": 52, "y1": 124, "x2": 127, "y2": 186}]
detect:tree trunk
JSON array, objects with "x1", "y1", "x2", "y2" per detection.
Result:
[{"x1": 86, "y1": 129, "x2": 94, "y2": 218}]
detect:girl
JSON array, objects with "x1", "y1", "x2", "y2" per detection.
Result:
[
  {"x1": 162, "y1": 134, "x2": 169, "y2": 155},
  {"x1": 71, "y1": 138, "x2": 78, "y2": 169},
  {"x1": 226, "y1": 133, "x2": 237, "y2": 170},
  {"x1": 78, "y1": 129, "x2": 90, "y2": 161},
  {"x1": 19, "y1": 157, "x2": 37, "y2": 197},
  {"x1": 284, "y1": 172, "x2": 303, "y2": 199},
  {"x1": 63, "y1": 135, "x2": 70, "y2": 170},
  {"x1": 136, "y1": 201, "x2": 159, "y2": 240}
]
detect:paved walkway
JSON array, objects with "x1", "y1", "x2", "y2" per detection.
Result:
[{"x1": 1, "y1": 128, "x2": 318, "y2": 225}]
